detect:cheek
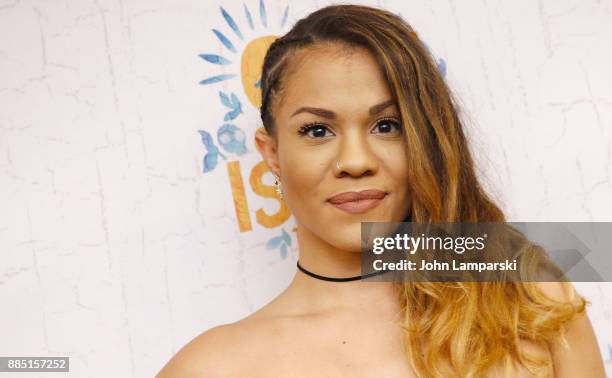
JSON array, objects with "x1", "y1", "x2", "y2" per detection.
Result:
[
  {"x1": 380, "y1": 146, "x2": 411, "y2": 197},
  {"x1": 390, "y1": 159, "x2": 410, "y2": 185},
  {"x1": 379, "y1": 141, "x2": 408, "y2": 172},
  {"x1": 278, "y1": 147, "x2": 327, "y2": 203}
]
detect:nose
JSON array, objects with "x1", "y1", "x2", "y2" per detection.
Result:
[{"x1": 332, "y1": 129, "x2": 380, "y2": 177}]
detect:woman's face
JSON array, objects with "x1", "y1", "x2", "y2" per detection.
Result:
[{"x1": 257, "y1": 43, "x2": 412, "y2": 252}]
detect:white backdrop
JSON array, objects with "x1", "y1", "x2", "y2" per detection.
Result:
[{"x1": 1, "y1": 0, "x2": 611, "y2": 376}]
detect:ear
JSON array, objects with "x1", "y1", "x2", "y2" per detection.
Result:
[{"x1": 254, "y1": 127, "x2": 281, "y2": 176}]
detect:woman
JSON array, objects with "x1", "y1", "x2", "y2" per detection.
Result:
[{"x1": 158, "y1": 4, "x2": 605, "y2": 377}]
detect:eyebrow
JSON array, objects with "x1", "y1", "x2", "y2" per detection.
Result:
[{"x1": 290, "y1": 99, "x2": 396, "y2": 119}]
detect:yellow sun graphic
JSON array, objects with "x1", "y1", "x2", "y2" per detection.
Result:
[
  {"x1": 199, "y1": 0, "x2": 289, "y2": 109},
  {"x1": 197, "y1": 1, "x2": 293, "y2": 237}
]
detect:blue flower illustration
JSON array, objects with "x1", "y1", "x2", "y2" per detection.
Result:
[
  {"x1": 265, "y1": 228, "x2": 293, "y2": 259},
  {"x1": 219, "y1": 91, "x2": 243, "y2": 121},
  {"x1": 218, "y1": 123, "x2": 247, "y2": 156},
  {"x1": 197, "y1": 129, "x2": 227, "y2": 173}
]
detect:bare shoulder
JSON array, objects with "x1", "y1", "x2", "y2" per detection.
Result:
[
  {"x1": 531, "y1": 281, "x2": 606, "y2": 378},
  {"x1": 155, "y1": 319, "x2": 263, "y2": 378},
  {"x1": 155, "y1": 323, "x2": 237, "y2": 378},
  {"x1": 156, "y1": 289, "x2": 296, "y2": 377},
  {"x1": 156, "y1": 314, "x2": 282, "y2": 378}
]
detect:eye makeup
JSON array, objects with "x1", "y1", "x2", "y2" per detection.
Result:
[{"x1": 297, "y1": 116, "x2": 403, "y2": 139}]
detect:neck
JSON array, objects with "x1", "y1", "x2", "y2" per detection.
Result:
[
  {"x1": 296, "y1": 260, "x2": 389, "y2": 281},
  {"x1": 285, "y1": 222, "x2": 400, "y2": 316}
]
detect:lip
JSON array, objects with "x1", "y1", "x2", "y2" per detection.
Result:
[{"x1": 327, "y1": 189, "x2": 388, "y2": 214}]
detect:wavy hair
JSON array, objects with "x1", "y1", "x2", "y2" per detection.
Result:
[{"x1": 259, "y1": 4, "x2": 586, "y2": 377}]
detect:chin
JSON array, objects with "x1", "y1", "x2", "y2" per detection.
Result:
[
  {"x1": 334, "y1": 240, "x2": 362, "y2": 253},
  {"x1": 326, "y1": 229, "x2": 363, "y2": 253}
]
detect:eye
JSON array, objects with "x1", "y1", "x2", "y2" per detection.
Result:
[
  {"x1": 372, "y1": 117, "x2": 402, "y2": 134},
  {"x1": 296, "y1": 117, "x2": 402, "y2": 139},
  {"x1": 297, "y1": 123, "x2": 334, "y2": 139}
]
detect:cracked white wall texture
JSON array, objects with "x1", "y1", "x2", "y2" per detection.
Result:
[{"x1": 0, "y1": 0, "x2": 611, "y2": 376}]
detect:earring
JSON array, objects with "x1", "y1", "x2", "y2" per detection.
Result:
[{"x1": 273, "y1": 173, "x2": 284, "y2": 200}]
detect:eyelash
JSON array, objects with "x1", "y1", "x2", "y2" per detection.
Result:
[{"x1": 297, "y1": 116, "x2": 403, "y2": 138}]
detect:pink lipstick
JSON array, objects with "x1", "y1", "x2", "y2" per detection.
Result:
[{"x1": 327, "y1": 189, "x2": 387, "y2": 214}]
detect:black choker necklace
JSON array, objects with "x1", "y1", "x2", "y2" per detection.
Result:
[{"x1": 296, "y1": 261, "x2": 391, "y2": 282}]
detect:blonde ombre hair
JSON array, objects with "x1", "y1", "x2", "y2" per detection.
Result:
[{"x1": 259, "y1": 4, "x2": 587, "y2": 377}]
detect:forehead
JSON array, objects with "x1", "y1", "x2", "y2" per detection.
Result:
[{"x1": 276, "y1": 43, "x2": 394, "y2": 117}]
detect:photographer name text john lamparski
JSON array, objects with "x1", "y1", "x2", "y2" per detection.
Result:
[{"x1": 373, "y1": 259, "x2": 518, "y2": 272}]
